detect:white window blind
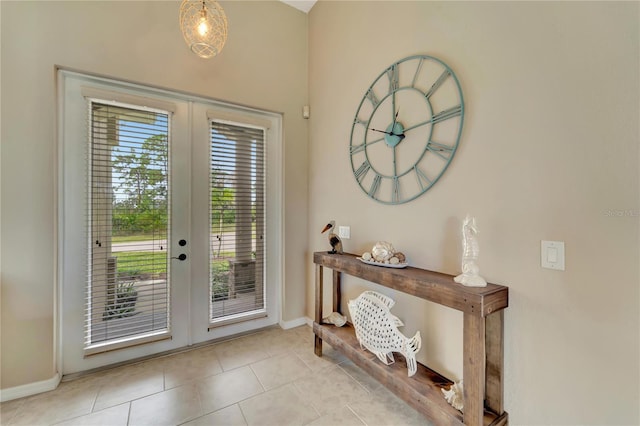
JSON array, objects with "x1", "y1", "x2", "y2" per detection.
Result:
[
  {"x1": 210, "y1": 121, "x2": 266, "y2": 326},
  {"x1": 86, "y1": 100, "x2": 171, "y2": 354}
]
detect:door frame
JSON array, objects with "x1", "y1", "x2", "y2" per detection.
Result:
[{"x1": 56, "y1": 68, "x2": 283, "y2": 376}]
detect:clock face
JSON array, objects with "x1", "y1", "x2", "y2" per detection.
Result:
[{"x1": 349, "y1": 55, "x2": 464, "y2": 204}]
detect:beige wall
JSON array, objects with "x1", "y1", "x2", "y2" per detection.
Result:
[
  {"x1": 0, "y1": 0, "x2": 309, "y2": 389},
  {"x1": 308, "y1": 1, "x2": 639, "y2": 424}
]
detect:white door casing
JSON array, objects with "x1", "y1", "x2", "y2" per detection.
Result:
[{"x1": 57, "y1": 69, "x2": 282, "y2": 374}]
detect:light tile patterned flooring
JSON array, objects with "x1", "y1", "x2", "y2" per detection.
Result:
[{"x1": 1, "y1": 325, "x2": 429, "y2": 426}]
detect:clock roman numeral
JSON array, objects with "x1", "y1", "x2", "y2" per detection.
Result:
[
  {"x1": 366, "y1": 89, "x2": 380, "y2": 108},
  {"x1": 427, "y1": 141, "x2": 454, "y2": 161},
  {"x1": 414, "y1": 165, "x2": 432, "y2": 191},
  {"x1": 392, "y1": 176, "x2": 400, "y2": 203},
  {"x1": 424, "y1": 69, "x2": 451, "y2": 99},
  {"x1": 354, "y1": 160, "x2": 371, "y2": 182},
  {"x1": 431, "y1": 105, "x2": 462, "y2": 125},
  {"x1": 368, "y1": 174, "x2": 382, "y2": 197},
  {"x1": 387, "y1": 65, "x2": 399, "y2": 93}
]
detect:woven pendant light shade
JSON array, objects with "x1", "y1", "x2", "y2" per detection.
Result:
[{"x1": 179, "y1": 0, "x2": 228, "y2": 59}]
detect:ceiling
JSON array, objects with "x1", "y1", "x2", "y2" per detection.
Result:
[{"x1": 280, "y1": 0, "x2": 316, "y2": 13}]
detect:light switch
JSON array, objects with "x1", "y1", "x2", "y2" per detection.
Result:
[{"x1": 541, "y1": 241, "x2": 565, "y2": 270}]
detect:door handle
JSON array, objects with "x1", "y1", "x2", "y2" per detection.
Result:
[{"x1": 172, "y1": 253, "x2": 187, "y2": 261}]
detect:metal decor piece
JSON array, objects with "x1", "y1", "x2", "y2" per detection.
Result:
[
  {"x1": 350, "y1": 55, "x2": 464, "y2": 204},
  {"x1": 347, "y1": 291, "x2": 422, "y2": 377}
]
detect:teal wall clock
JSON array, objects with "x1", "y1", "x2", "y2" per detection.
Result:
[{"x1": 349, "y1": 55, "x2": 464, "y2": 204}]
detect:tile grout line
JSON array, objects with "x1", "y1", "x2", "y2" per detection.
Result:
[
  {"x1": 346, "y1": 404, "x2": 368, "y2": 426},
  {"x1": 290, "y1": 376, "x2": 323, "y2": 421},
  {"x1": 90, "y1": 384, "x2": 100, "y2": 413},
  {"x1": 194, "y1": 366, "x2": 266, "y2": 419},
  {"x1": 247, "y1": 363, "x2": 268, "y2": 393},
  {"x1": 294, "y1": 353, "x2": 315, "y2": 378},
  {"x1": 2, "y1": 399, "x2": 24, "y2": 425},
  {"x1": 192, "y1": 382, "x2": 204, "y2": 425},
  {"x1": 337, "y1": 363, "x2": 377, "y2": 395},
  {"x1": 162, "y1": 362, "x2": 166, "y2": 391},
  {"x1": 126, "y1": 402, "x2": 132, "y2": 426},
  {"x1": 237, "y1": 403, "x2": 251, "y2": 426}
]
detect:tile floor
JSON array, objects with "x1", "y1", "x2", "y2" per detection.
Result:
[{"x1": 1, "y1": 325, "x2": 430, "y2": 426}]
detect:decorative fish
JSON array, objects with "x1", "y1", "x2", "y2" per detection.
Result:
[{"x1": 347, "y1": 291, "x2": 422, "y2": 377}]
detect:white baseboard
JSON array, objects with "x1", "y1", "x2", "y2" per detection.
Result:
[
  {"x1": 279, "y1": 316, "x2": 311, "y2": 330},
  {"x1": 0, "y1": 373, "x2": 61, "y2": 402}
]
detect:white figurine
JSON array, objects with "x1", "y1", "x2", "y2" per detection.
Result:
[
  {"x1": 322, "y1": 311, "x2": 347, "y2": 327},
  {"x1": 454, "y1": 215, "x2": 487, "y2": 287},
  {"x1": 442, "y1": 380, "x2": 464, "y2": 412}
]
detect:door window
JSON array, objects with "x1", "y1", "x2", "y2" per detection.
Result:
[
  {"x1": 86, "y1": 101, "x2": 171, "y2": 355},
  {"x1": 209, "y1": 121, "x2": 265, "y2": 326}
]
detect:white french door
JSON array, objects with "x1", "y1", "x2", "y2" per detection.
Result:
[{"x1": 58, "y1": 70, "x2": 282, "y2": 374}]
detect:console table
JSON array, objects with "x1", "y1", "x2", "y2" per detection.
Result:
[{"x1": 313, "y1": 252, "x2": 509, "y2": 426}]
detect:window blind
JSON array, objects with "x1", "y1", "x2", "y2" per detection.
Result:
[
  {"x1": 86, "y1": 100, "x2": 171, "y2": 353},
  {"x1": 210, "y1": 121, "x2": 266, "y2": 325}
]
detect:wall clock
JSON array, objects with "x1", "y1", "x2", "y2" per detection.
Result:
[{"x1": 349, "y1": 54, "x2": 464, "y2": 204}]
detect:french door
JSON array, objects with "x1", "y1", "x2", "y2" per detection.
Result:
[{"x1": 58, "y1": 70, "x2": 282, "y2": 374}]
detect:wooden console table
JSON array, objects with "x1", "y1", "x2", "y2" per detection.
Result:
[{"x1": 313, "y1": 252, "x2": 509, "y2": 426}]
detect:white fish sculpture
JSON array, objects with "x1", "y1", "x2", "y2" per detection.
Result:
[{"x1": 347, "y1": 291, "x2": 422, "y2": 377}]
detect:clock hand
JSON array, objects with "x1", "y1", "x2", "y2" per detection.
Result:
[
  {"x1": 392, "y1": 110, "x2": 399, "y2": 128},
  {"x1": 369, "y1": 128, "x2": 394, "y2": 136},
  {"x1": 375, "y1": 111, "x2": 400, "y2": 135},
  {"x1": 390, "y1": 110, "x2": 405, "y2": 140},
  {"x1": 369, "y1": 127, "x2": 406, "y2": 139}
]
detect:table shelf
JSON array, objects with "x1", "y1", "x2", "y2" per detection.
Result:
[{"x1": 313, "y1": 252, "x2": 509, "y2": 426}]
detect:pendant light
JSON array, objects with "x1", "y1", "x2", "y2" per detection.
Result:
[{"x1": 179, "y1": 0, "x2": 228, "y2": 59}]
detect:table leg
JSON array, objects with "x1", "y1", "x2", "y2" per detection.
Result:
[
  {"x1": 485, "y1": 310, "x2": 504, "y2": 415},
  {"x1": 314, "y1": 264, "x2": 323, "y2": 356},
  {"x1": 333, "y1": 270, "x2": 341, "y2": 314},
  {"x1": 463, "y1": 313, "x2": 486, "y2": 425}
]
